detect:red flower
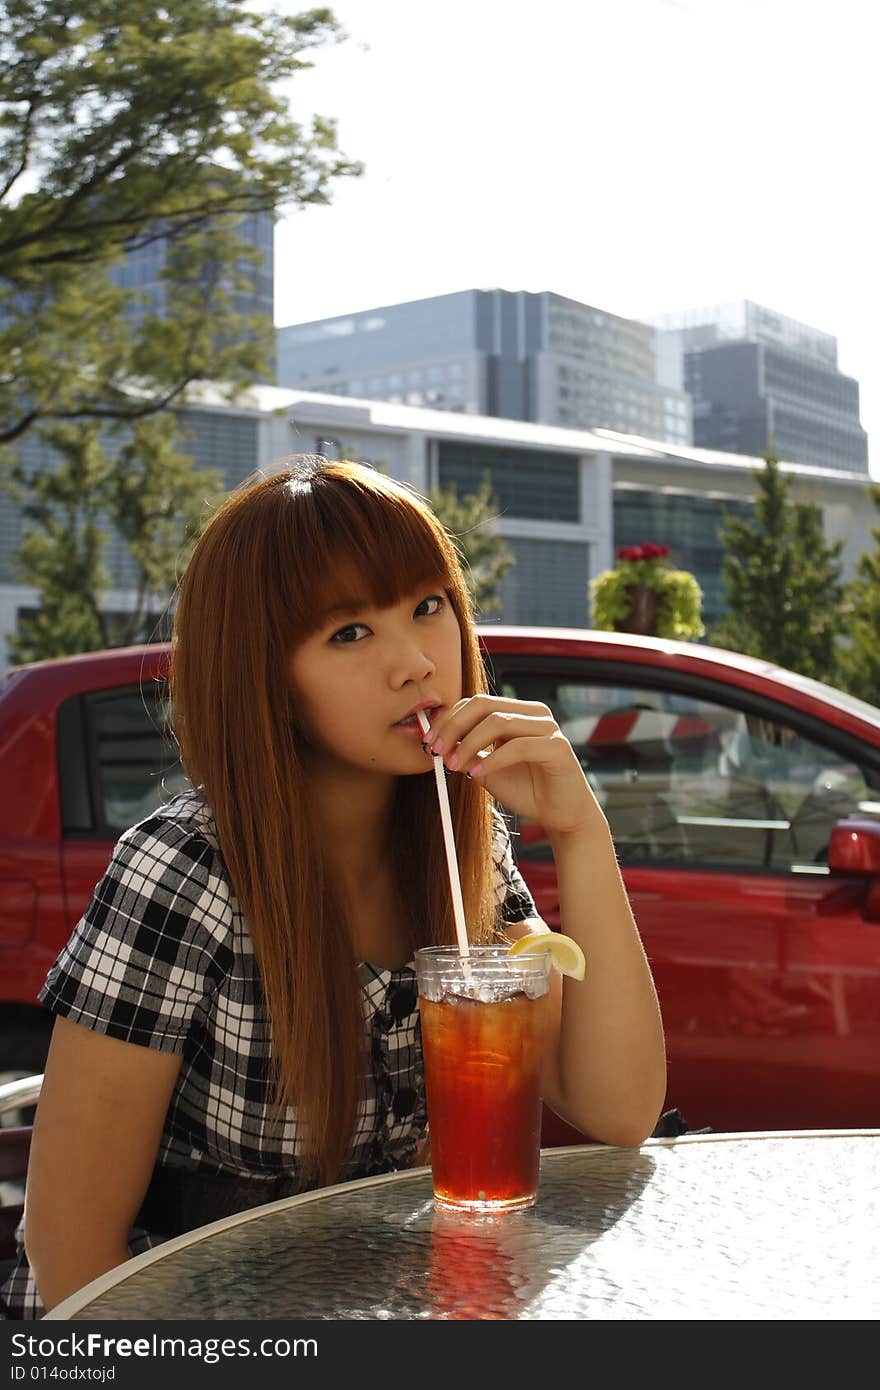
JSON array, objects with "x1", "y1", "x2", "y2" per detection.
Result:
[{"x1": 617, "y1": 543, "x2": 669, "y2": 563}]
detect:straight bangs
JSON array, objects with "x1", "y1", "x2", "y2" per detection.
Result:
[{"x1": 273, "y1": 462, "x2": 472, "y2": 651}]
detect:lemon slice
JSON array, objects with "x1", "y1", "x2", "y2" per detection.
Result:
[{"x1": 508, "y1": 931, "x2": 586, "y2": 981}]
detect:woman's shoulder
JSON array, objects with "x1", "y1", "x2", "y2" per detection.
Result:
[
  {"x1": 129, "y1": 787, "x2": 220, "y2": 844},
  {"x1": 117, "y1": 788, "x2": 222, "y2": 865},
  {"x1": 105, "y1": 789, "x2": 233, "y2": 930},
  {"x1": 41, "y1": 787, "x2": 238, "y2": 1046}
]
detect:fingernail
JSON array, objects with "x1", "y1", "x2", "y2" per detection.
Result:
[
  {"x1": 431, "y1": 738, "x2": 445, "y2": 756},
  {"x1": 445, "y1": 751, "x2": 459, "y2": 771},
  {"x1": 469, "y1": 763, "x2": 484, "y2": 778}
]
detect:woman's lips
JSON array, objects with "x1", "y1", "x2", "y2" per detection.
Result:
[
  {"x1": 392, "y1": 706, "x2": 443, "y2": 736},
  {"x1": 392, "y1": 720, "x2": 431, "y2": 739}
]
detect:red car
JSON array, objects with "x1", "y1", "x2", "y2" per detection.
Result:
[{"x1": 2, "y1": 628, "x2": 880, "y2": 1139}]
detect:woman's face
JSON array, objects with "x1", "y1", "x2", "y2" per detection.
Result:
[{"x1": 288, "y1": 580, "x2": 464, "y2": 777}]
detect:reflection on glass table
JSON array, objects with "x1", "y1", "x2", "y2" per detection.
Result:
[{"x1": 45, "y1": 1133, "x2": 880, "y2": 1322}]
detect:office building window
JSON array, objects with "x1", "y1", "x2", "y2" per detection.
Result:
[
  {"x1": 497, "y1": 537, "x2": 590, "y2": 627},
  {"x1": 437, "y1": 442, "x2": 580, "y2": 522}
]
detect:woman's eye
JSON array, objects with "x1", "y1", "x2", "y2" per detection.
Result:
[
  {"x1": 417, "y1": 594, "x2": 445, "y2": 617},
  {"x1": 329, "y1": 595, "x2": 444, "y2": 642},
  {"x1": 330, "y1": 623, "x2": 370, "y2": 645}
]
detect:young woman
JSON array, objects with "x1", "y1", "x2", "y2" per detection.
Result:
[{"x1": 1, "y1": 457, "x2": 665, "y2": 1319}]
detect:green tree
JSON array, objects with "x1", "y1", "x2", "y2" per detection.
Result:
[
  {"x1": 1, "y1": 1, "x2": 359, "y2": 659},
  {"x1": 428, "y1": 477, "x2": 514, "y2": 617},
  {"x1": 837, "y1": 484, "x2": 880, "y2": 705},
  {"x1": 712, "y1": 452, "x2": 844, "y2": 680},
  {"x1": 0, "y1": 0, "x2": 360, "y2": 446},
  {"x1": 5, "y1": 416, "x2": 221, "y2": 662}
]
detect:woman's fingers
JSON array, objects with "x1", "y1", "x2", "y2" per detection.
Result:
[
  {"x1": 428, "y1": 694, "x2": 551, "y2": 740},
  {"x1": 426, "y1": 695, "x2": 554, "y2": 759},
  {"x1": 439, "y1": 710, "x2": 558, "y2": 771},
  {"x1": 466, "y1": 733, "x2": 569, "y2": 779}
]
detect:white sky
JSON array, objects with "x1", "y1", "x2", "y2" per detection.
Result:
[{"x1": 273, "y1": 0, "x2": 877, "y2": 475}]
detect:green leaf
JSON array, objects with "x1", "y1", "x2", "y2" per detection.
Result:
[
  {"x1": 711, "y1": 453, "x2": 844, "y2": 682},
  {"x1": 589, "y1": 557, "x2": 704, "y2": 640},
  {"x1": 836, "y1": 484, "x2": 880, "y2": 703},
  {"x1": 1, "y1": 1, "x2": 359, "y2": 658},
  {"x1": 1, "y1": 0, "x2": 360, "y2": 447}
]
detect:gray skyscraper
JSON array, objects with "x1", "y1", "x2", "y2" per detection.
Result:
[
  {"x1": 277, "y1": 289, "x2": 691, "y2": 445},
  {"x1": 652, "y1": 301, "x2": 868, "y2": 473}
]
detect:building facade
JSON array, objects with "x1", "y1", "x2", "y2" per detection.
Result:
[
  {"x1": 652, "y1": 302, "x2": 868, "y2": 474},
  {"x1": 276, "y1": 290, "x2": 692, "y2": 445},
  {"x1": 2, "y1": 391, "x2": 872, "y2": 674},
  {"x1": 112, "y1": 210, "x2": 276, "y2": 378}
]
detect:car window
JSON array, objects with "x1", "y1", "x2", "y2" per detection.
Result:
[
  {"x1": 499, "y1": 676, "x2": 880, "y2": 872},
  {"x1": 88, "y1": 686, "x2": 189, "y2": 832}
]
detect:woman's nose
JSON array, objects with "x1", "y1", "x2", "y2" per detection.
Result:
[{"x1": 389, "y1": 640, "x2": 436, "y2": 686}]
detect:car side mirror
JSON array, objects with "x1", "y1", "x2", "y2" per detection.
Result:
[{"x1": 827, "y1": 818, "x2": 880, "y2": 875}]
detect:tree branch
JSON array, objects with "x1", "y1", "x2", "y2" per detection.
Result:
[
  {"x1": 1, "y1": 182, "x2": 276, "y2": 265},
  {"x1": 0, "y1": 378, "x2": 196, "y2": 447},
  {"x1": 0, "y1": 95, "x2": 41, "y2": 204},
  {"x1": 0, "y1": 409, "x2": 40, "y2": 447}
]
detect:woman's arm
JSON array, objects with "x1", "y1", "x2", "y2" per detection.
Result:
[
  {"x1": 538, "y1": 813, "x2": 665, "y2": 1145},
  {"x1": 424, "y1": 695, "x2": 667, "y2": 1147},
  {"x1": 25, "y1": 1016, "x2": 183, "y2": 1311}
]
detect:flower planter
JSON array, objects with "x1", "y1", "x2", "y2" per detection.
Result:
[
  {"x1": 615, "y1": 584, "x2": 660, "y2": 636},
  {"x1": 591, "y1": 542, "x2": 704, "y2": 641}
]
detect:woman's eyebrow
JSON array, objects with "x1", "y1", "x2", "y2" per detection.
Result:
[{"x1": 321, "y1": 597, "x2": 371, "y2": 623}]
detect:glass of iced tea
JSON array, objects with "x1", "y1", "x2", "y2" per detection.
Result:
[{"x1": 415, "y1": 944, "x2": 552, "y2": 1212}]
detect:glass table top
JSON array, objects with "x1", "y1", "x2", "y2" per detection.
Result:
[{"x1": 50, "y1": 1133, "x2": 880, "y2": 1321}]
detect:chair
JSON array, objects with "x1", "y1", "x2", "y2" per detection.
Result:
[{"x1": 0, "y1": 1075, "x2": 43, "y2": 1271}]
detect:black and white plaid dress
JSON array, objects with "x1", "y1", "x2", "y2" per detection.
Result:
[{"x1": 1, "y1": 790, "x2": 536, "y2": 1319}]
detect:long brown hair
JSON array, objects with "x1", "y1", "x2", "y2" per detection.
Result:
[{"x1": 170, "y1": 457, "x2": 496, "y2": 1184}]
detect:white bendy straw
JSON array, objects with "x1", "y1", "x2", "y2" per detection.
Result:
[{"x1": 417, "y1": 709, "x2": 470, "y2": 959}]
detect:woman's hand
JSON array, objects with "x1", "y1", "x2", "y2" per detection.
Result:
[{"x1": 424, "y1": 694, "x2": 602, "y2": 840}]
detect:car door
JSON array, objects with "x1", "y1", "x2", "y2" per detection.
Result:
[
  {"x1": 492, "y1": 655, "x2": 880, "y2": 1134},
  {"x1": 58, "y1": 683, "x2": 189, "y2": 936}
]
